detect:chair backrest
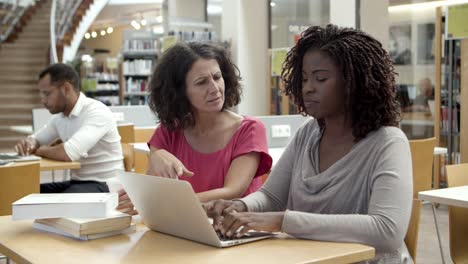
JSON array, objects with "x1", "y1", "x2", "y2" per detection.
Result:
[
  {"x1": 118, "y1": 124, "x2": 135, "y2": 143},
  {"x1": 133, "y1": 127, "x2": 155, "y2": 174},
  {"x1": 118, "y1": 124, "x2": 135, "y2": 171},
  {"x1": 0, "y1": 162, "x2": 40, "y2": 216},
  {"x1": 134, "y1": 127, "x2": 155, "y2": 142},
  {"x1": 404, "y1": 199, "x2": 422, "y2": 263},
  {"x1": 445, "y1": 163, "x2": 468, "y2": 264},
  {"x1": 409, "y1": 137, "x2": 437, "y2": 198}
]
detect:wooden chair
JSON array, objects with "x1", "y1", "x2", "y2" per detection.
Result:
[
  {"x1": 117, "y1": 124, "x2": 135, "y2": 172},
  {"x1": 404, "y1": 199, "x2": 422, "y2": 263},
  {"x1": 0, "y1": 162, "x2": 40, "y2": 216},
  {"x1": 445, "y1": 163, "x2": 468, "y2": 264},
  {"x1": 133, "y1": 127, "x2": 155, "y2": 174},
  {"x1": 409, "y1": 137, "x2": 437, "y2": 198},
  {"x1": 408, "y1": 138, "x2": 443, "y2": 263}
]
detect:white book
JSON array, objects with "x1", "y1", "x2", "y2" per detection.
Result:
[
  {"x1": 33, "y1": 222, "x2": 136, "y2": 241},
  {"x1": 34, "y1": 211, "x2": 132, "y2": 236},
  {"x1": 12, "y1": 193, "x2": 118, "y2": 220}
]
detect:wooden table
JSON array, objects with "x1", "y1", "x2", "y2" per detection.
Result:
[
  {"x1": 38, "y1": 158, "x2": 81, "y2": 172},
  {"x1": 418, "y1": 186, "x2": 468, "y2": 264},
  {"x1": 0, "y1": 216, "x2": 375, "y2": 264},
  {"x1": 419, "y1": 186, "x2": 468, "y2": 208}
]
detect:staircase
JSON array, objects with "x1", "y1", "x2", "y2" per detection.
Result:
[{"x1": 0, "y1": 0, "x2": 51, "y2": 151}]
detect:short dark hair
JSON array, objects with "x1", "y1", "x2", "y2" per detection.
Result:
[
  {"x1": 281, "y1": 24, "x2": 400, "y2": 140},
  {"x1": 148, "y1": 42, "x2": 242, "y2": 130},
  {"x1": 38, "y1": 63, "x2": 80, "y2": 92}
]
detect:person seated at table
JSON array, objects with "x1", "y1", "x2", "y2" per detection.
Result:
[
  {"x1": 14, "y1": 63, "x2": 124, "y2": 193},
  {"x1": 204, "y1": 25, "x2": 413, "y2": 263},
  {"x1": 117, "y1": 42, "x2": 272, "y2": 214},
  {"x1": 410, "y1": 78, "x2": 434, "y2": 112}
]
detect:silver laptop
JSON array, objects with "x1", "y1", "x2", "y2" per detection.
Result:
[
  {"x1": 118, "y1": 171, "x2": 274, "y2": 247},
  {"x1": 0, "y1": 152, "x2": 41, "y2": 162}
]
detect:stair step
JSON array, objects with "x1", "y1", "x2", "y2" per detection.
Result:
[
  {"x1": 1, "y1": 42, "x2": 49, "y2": 48},
  {"x1": 0, "y1": 105, "x2": 37, "y2": 115},
  {"x1": 0, "y1": 84, "x2": 37, "y2": 90},
  {"x1": 0, "y1": 94, "x2": 39, "y2": 104},
  {"x1": 0, "y1": 65, "x2": 44, "y2": 74},
  {"x1": 0, "y1": 74, "x2": 37, "y2": 79},
  {"x1": 15, "y1": 38, "x2": 51, "y2": 44},
  {"x1": 0, "y1": 114, "x2": 32, "y2": 125},
  {"x1": 0, "y1": 127, "x2": 30, "y2": 137},
  {"x1": 0, "y1": 57, "x2": 46, "y2": 64}
]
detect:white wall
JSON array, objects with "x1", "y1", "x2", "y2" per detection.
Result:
[
  {"x1": 222, "y1": 0, "x2": 269, "y2": 116},
  {"x1": 360, "y1": 0, "x2": 389, "y2": 49},
  {"x1": 330, "y1": 0, "x2": 356, "y2": 28}
]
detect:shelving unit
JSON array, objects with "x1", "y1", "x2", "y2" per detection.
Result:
[
  {"x1": 119, "y1": 30, "x2": 159, "y2": 105},
  {"x1": 81, "y1": 57, "x2": 121, "y2": 106},
  {"x1": 269, "y1": 48, "x2": 298, "y2": 115},
  {"x1": 433, "y1": 6, "x2": 468, "y2": 188}
]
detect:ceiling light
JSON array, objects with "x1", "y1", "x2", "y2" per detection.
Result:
[
  {"x1": 270, "y1": 2, "x2": 276, "y2": 7},
  {"x1": 107, "y1": 27, "x2": 114, "y2": 34},
  {"x1": 131, "y1": 20, "x2": 141, "y2": 30},
  {"x1": 141, "y1": 19, "x2": 147, "y2": 26},
  {"x1": 91, "y1": 31, "x2": 97, "y2": 38},
  {"x1": 153, "y1": 25, "x2": 164, "y2": 34},
  {"x1": 100, "y1": 30, "x2": 106, "y2": 36},
  {"x1": 84, "y1": 32, "x2": 90, "y2": 39}
]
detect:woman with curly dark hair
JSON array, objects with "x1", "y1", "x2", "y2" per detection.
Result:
[
  {"x1": 118, "y1": 42, "x2": 272, "y2": 211},
  {"x1": 205, "y1": 25, "x2": 413, "y2": 263}
]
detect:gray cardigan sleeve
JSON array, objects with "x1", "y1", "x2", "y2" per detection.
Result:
[{"x1": 241, "y1": 127, "x2": 413, "y2": 253}]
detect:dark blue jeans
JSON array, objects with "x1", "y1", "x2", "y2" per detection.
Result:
[{"x1": 40, "y1": 180, "x2": 109, "y2": 193}]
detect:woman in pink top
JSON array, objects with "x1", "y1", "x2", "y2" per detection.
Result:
[{"x1": 118, "y1": 42, "x2": 272, "y2": 213}]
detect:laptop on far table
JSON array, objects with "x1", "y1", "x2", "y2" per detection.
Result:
[
  {"x1": 118, "y1": 171, "x2": 274, "y2": 248},
  {"x1": 0, "y1": 152, "x2": 41, "y2": 163}
]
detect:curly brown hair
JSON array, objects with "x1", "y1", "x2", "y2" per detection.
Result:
[
  {"x1": 148, "y1": 42, "x2": 242, "y2": 130},
  {"x1": 281, "y1": 24, "x2": 400, "y2": 140}
]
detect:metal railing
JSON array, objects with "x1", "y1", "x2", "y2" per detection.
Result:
[{"x1": 50, "y1": 0, "x2": 82, "y2": 63}]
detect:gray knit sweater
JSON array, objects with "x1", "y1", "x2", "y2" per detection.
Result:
[{"x1": 241, "y1": 119, "x2": 413, "y2": 264}]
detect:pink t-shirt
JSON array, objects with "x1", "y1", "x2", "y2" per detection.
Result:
[{"x1": 148, "y1": 116, "x2": 272, "y2": 196}]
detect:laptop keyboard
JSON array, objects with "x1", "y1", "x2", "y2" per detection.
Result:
[{"x1": 216, "y1": 230, "x2": 244, "y2": 241}]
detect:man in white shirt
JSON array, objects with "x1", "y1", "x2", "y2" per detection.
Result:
[{"x1": 15, "y1": 63, "x2": 124, "y2": 193}]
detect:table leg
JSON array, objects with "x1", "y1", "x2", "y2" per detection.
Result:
[
  {"x1": 431, "y1": 203, "x2": 446, "y2": 264},
  {"x1": 433, "y1": 155, "x2": 440, "y2": 189}
]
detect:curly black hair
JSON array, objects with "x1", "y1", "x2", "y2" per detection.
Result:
[
  {"x1": 148, "y1": 42, "x2": 242, "y2": 130},
  {"x1": 281, "y1": 24, "x2": 400, "y2": 140}
]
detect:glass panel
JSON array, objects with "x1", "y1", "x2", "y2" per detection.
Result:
[
  {"x1": 270, "y1": 0, "x2": 329, "y2": 49},
  {"x1": 389, "y1": 2, "x2": 437, "y2": 140}
]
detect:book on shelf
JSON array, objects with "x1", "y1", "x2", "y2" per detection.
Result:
[
  {"x1": 12, "y1": 193, "x2": 119, "y2": 220},
  {"x1": 33, "y1": 221, "x2": 136, "y2": 241},
  {"x1": 34, "y1": 210, "x2": 131, "y2": 237}
]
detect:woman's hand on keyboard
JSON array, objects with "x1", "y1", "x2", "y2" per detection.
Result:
[
  {"x1": 202, "y1": 199, "x2": 247, "y2": 230},
  {"x1": 220, "y1": 212, "x2": 285, "y2": 238}
]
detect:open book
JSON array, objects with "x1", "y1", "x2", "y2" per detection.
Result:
[
  {"x1": 12, "y1": 193, "x2": 119, "y2": 220},
  {"x1": 34, "y1": 211, "x2": 131, "y2": 237},
  {"x1": 33, "y1": 222, "x2": 136, "y2": 241}
]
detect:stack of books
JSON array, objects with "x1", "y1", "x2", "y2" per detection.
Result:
[{"x1": 12, "y1": 193, "x2": 135, "y2": 240}]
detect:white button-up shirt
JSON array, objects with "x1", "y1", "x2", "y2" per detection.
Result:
[{"x1": 34, "y1": 93, "x2": 124, "y2": 181}]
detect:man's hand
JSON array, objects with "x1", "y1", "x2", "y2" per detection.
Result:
[{"x1": 15, "y1": 137, "x2": 39, "y2": 156}]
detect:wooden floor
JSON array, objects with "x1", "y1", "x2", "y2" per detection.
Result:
[{"x1": 0, "y1": 202, "x2": 455, "y2": 264}]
